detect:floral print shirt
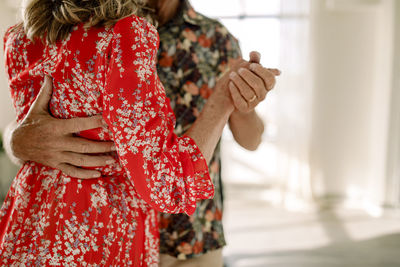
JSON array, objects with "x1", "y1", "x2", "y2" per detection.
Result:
[
  {"x1": 0, "y1": 15, "x2": 213, "y2": 266},
  {"x1": 157, "y1": 1, "x2": 242, "y2": 259}
]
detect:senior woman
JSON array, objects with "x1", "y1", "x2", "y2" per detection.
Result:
[{"x1": 0, "y1": 0, "x2": 271, "y2": 266}]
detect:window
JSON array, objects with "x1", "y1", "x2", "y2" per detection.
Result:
[{"x1": 191, "y1": 0, "x2": 312, "y2": 204}]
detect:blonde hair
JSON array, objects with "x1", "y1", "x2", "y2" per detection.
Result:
[{"x1": 23, "y1": 0, "x2": 156, "y2": 44}]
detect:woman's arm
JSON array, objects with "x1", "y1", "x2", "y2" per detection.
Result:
[
  {"x1": 104, "y1": 16, "x2": 239, "y2": 215},
  {"x1": 228, "y1": 63, "x2": 280, "y2": 150},
  {"x1": 229, "y1": 110, "x2": 265, "y2": 151},
  {"x1": 185, "y1": 74, "x2": 234, "y2": 163}
]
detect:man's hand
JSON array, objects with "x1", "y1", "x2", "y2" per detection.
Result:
[
  {"x1": 7, "y1": 76, "x2": 115, "y2": 179},
  {"x1": 224, "y1": 52, "x2": 280, "y2": 150},
  {"x1": 228, "y1": 51, "x2": 281, "y2": 113}
]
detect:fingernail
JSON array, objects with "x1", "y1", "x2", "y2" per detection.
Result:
[
  {"x1": 250, "y1": 63, "x2": 257, "y2": 70},
  {"x1": 93, "y1": 173, "x2": 101, "y2": 178},
  {"x1": 238, "y1": 68, "x2": 246, "y2": 75},
  {"x1": 268, "y1": 68, "x2": 281, "y2": 75},
  {"x1": 111, "y1": 145, "x2": 117, "y2": 151},
  {"x1": 229, "y1": 72, "x2": 237, "y2": 79}
]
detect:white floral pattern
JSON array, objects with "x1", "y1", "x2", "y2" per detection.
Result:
[{"x1": 0, "y1": 15, "x2": 213, "y2": 266}]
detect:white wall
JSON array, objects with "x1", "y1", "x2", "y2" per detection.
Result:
[
  {"x1": 385, "y1": 1, "x2": 400, "y2": 207},
  {"x1": 309, "y1": 0, "x2": 394, "y2": 207},
  {"x1": 0, "y1": 2, "x2": 20, "y2": 130},
  {"x1": 0, "y1": 2, "x2": 22, "y2": 199}
]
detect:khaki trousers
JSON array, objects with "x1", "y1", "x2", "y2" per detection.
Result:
[{"x1": 159, "y1": 249, "x2": 223, "y2": 267}]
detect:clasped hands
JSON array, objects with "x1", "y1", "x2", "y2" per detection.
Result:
[{"x1": 216, "y1": 51, "x2": 280, "y2": 114}]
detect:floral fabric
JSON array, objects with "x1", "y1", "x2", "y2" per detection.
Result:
[
  {"x1": 157, "y1": 1, "x2": 242, "y2": 259},
  {"x1": 0, "y1": 15, "x2": 213, "y2": 266}
]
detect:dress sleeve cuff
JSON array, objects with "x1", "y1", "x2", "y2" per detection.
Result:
[{"x1": 178, "y1": 135, "x2": 214, "y2": 215}]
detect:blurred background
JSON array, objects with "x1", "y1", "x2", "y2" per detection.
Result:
[{"x1": 1, "y1": 0, "x2": 400, "y2": 266}]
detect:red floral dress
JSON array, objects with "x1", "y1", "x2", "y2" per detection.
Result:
[{"x1": 0, "y1": 15, "x2": 213, "y2": 266}]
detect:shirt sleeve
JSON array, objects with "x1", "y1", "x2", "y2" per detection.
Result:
[
  {"x1": 215, "y1": 24, "x2": 242, "y2": 78},
  {"x1": 102, "y1": 16, "x2": 213, "y2": 216}
]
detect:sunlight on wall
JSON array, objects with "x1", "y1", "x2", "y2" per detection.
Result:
[
  {"x1": 191, "y1": 0, "x2": 281, "y2": 17},
  {"x1": 191, "y1": 0, "x2": 313, "y2": 205}
]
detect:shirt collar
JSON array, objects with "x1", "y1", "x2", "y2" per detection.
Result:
[
  {"x1": 157, "y1": 0, "x2": 202, "y2": 31},
  {"x1": 180, "y1": 0, "x2": 202, "y2": 26}
]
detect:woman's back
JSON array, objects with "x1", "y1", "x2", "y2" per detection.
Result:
[
  {"x1": 6, "y1": 15, "x2": 156, "y2": 133},
  {"x1": 0, "y1": 14, "x2": 213, "y2": 266}
]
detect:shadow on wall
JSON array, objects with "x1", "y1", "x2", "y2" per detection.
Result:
[{"x1": 224, "y1": 232, "x2": 400, "y2": 267}]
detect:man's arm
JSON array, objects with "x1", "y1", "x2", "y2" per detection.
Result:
[
  {"x1": 4, "y1": 77, "x2": 116, "y2": 179},
  {"x1": 3, "y1": 120, "x2": 24, "y2": 166},
  {"x1": 228, "y1": 52, "x2": 280, "y2": 150}
]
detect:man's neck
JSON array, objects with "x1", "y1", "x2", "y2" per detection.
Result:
[{"x1": 157, "y1": 0, "x2": 181, "y2": 26}]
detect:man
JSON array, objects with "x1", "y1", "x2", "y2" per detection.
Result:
[{"x1": 3, "y1": 0, "x2": 279, "y2": 266}]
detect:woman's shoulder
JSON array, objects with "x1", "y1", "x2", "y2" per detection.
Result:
[
  {"x1": 112, "y1": 14, "x2": 159, "y2": 44},
  {"x1": 4, "y1": 23, "x2": 45, "y2": 52},
  {"x1": 3, "y1": 23, "x2": 44, "y2": 63},
  {"x1": 4, "y1": 24, "x2": 27, "y2": 46}
]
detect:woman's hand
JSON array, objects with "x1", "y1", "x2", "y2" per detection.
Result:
[
  {"x1": 212, "y1": 51, "x2": 281, "y2": 114},
  {"x1": 229, "y1": 51, "x2": 281, "y2": 113}
]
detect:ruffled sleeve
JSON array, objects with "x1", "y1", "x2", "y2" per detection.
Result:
[{"x1": 103, "y1": 15, "x2": 214, "y2": 216}]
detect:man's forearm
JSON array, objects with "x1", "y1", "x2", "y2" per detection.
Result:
[
  {"x1": 229, "y1": 110, "x2": 264, "y2": 151},
  {"x1": 3, "y1": 120, "x2": 24, "y2": 166}
]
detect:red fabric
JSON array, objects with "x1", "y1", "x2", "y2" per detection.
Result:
[{"x1": 0, "y1": 15, "x2": 213, "y2": 266}]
